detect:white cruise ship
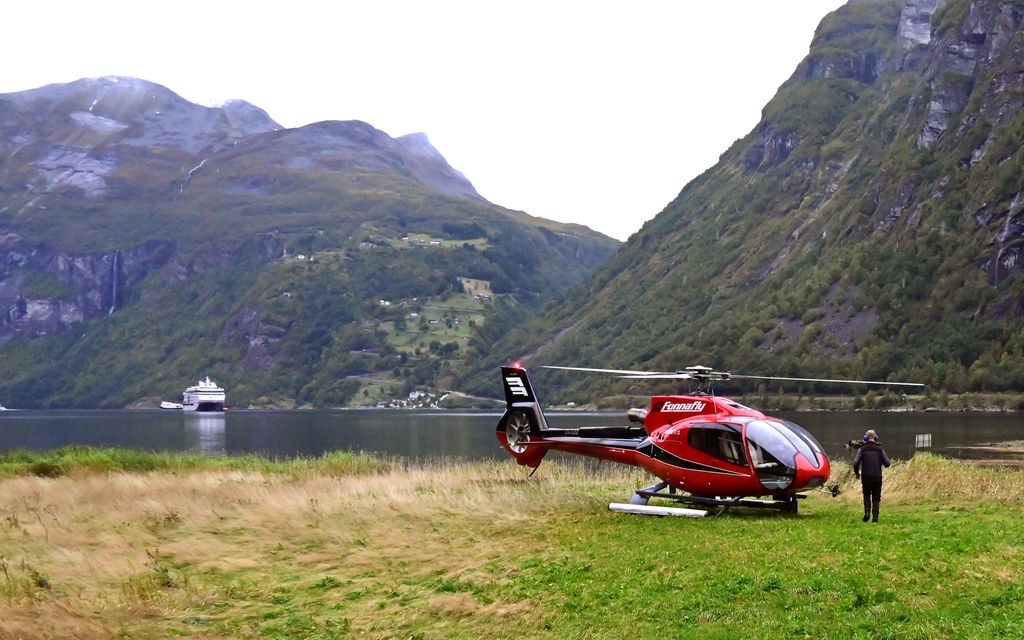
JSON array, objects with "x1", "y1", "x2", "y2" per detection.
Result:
[{"x1": 182, "y1": 377, "x2": 226, "y2": 412}]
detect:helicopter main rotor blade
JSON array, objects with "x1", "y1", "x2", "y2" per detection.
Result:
[
  {"x1": 542, "y1": 365, "x2": 675, "y2": 376},
  {"x1": 543, "y1": 365, "x2": 924, "y2": 388},
  {"x1": 617, "y1": 373, "x2": 696, "y2": 379},
  {"x1": 729, "y1": 374, "x2": 924, "y2": 388}
]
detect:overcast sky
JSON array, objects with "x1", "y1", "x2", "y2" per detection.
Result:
[{"x1": 2, "y1": 0, "x2": 846, "y2": 240}]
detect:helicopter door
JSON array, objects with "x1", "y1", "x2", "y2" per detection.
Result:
[{"x1": 744, "y1": 420, "x2": 799, "y2": 491}]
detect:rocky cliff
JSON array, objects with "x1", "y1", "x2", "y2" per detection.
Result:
[{"x1": 0, "y1": 237, "x2": 172, "y2": 339}]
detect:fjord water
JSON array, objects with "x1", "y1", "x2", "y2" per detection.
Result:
[{"x1": 1, "y1": 409, "x2": 1023, "y2": 464}]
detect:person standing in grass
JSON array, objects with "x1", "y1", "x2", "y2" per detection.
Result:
[{"x1": 853, "y1": 429, "x2": 890, "y2": 523}]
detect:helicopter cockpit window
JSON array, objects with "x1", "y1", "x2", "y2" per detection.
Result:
[
  {"x1": 687, "y1": 423, "x2": 746, "y2": 466},
  {"x1": 744, "y1": 420, "x2": 798, "y2": 491},
  {"x1": 768, "y1": 419, "x2": 823, "y2": 469}
]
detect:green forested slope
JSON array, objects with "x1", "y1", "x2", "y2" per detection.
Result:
[{"x1": 460, "y1": 0, "x2": 1024, "y2": 402}]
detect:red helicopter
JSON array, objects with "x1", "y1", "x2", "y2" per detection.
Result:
[{"x1": 496, "y1": 364, "x2": 923, "y2": 515}]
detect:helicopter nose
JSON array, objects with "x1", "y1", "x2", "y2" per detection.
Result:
[{"x1": 793, "y1": 452, "x2": 831, "y2": 491}]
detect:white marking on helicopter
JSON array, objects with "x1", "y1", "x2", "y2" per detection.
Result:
[{"x1": 506, "y1": 376, "x2": 529, "y2": 396}]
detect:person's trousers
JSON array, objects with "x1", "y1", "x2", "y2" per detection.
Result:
[{"x1": 862, "y1": 479, "x2": 882, "y2": 521}]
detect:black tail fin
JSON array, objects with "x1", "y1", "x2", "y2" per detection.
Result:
[{"x1": 496, "y1": 365, "x2": 549, "y2": 468}]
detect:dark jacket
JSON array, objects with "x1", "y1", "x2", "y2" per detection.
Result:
[{"x1": 853, "y1": 442, "x2": 890, "y2": 481}]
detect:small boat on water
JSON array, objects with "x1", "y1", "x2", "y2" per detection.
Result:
[
  {"x1": 160, "y1": 401, "x2": 183, "y2": 410},
  {"x1": 182, "y1": 377, "x2": 226, "y2": 412},
  {"x1": 0, "y1": 403, "x2": 8, "y2": 411}
]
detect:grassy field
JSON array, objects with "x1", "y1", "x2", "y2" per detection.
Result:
[
  {"x1": 398, "y1": 234, "x2": 491, "y2": 250},
  {"x1": 2, "y1": 449, "x2": 1024, "y2": 639},
  {"x1": 378, "y1": 287, "x2": 488, "y2": 356}
]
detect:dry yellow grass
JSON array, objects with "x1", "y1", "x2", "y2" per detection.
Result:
[
  {"x1": 0, "y1": 460, "x2": 644, "y2": 639},
  {"x1": 828, "y1": 453, "x2": 1024, "y2": 505}
]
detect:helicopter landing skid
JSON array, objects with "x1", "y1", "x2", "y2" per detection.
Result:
[{"x1": 627, "y1": 481, "x2": 804, "y2": 516}]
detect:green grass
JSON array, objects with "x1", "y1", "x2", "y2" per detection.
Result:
[
  {"x1": 348, "y1": 379, "x2": 403, "y2": 407},
  {"x1": 16, "y1": 271, "x2": 76, "y2": 299},
  {"x1": 543, "y1": 509, "x2": 1022, "y2": 639},
  {"x1": 399, "y1": 234, "x2": 491, "y2": 250},
  {"x1": 379, "y1": 292, "x2": 485, "y2": 356},
  {"x1": 458, "y1": 277, "x2": 493, "y2": 298},
  {"x1": 0, "y1": 445, "x2": 391, "y2": 479}
]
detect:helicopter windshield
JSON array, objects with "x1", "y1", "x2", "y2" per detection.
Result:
[
  {"x1": 744, "y1": 420, "x2": 803, "y2": 491},
  {"x1": 771, "y1": 419, "x2": 824, "y2": 469}
]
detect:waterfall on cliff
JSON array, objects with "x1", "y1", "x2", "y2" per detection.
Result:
[{"x1": 108, "y1": 249, "x2": 120, "y2": 316}]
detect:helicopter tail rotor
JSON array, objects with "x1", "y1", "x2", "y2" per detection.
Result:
[{"x1": 497, "y1": 365, "x2": 549, "y2": 468}]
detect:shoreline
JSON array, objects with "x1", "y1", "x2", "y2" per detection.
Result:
[{"x1": 11, "y1": 401, "x2": 1024, "y2": 413}]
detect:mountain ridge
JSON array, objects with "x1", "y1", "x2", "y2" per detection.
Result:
[{"x1": 0, "y1": 77, "x2": 618, "y2": 408}]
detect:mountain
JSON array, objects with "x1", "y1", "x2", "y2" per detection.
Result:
[
  {"x1": 0, "y1": 77, "x2": 618, "y2": 408},
  {"x1": 460, "y1": 0, "x2": 1024, "y2": 404}
]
